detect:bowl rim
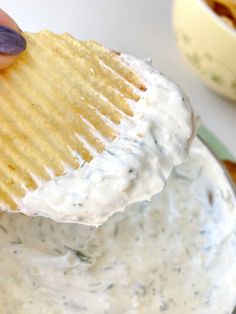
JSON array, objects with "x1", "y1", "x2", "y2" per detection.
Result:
[
  {"x1": 198, "y1": 134, "x2": 236, "y2": 314},
  {"x1": 198, "y1": 0, "x2": 236, "y2": 37},
  {"x1": 198, "y1": 134, "x2": 236, "y2": 196}
]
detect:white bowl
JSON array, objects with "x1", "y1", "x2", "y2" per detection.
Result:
[{"x1": 173, "y1": 0, "x2": 236, "y2": 101}]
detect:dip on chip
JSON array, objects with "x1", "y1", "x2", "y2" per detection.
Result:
[{"x1": 0, "y1": 31, "x2": 197, "y2": 225}]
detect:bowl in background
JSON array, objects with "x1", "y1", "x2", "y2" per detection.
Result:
[{"x1": 172, "y1": 0, "x2": 236, "y2": 102}]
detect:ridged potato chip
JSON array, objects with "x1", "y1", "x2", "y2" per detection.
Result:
[
  {"x1": 0, "y1": 31, "x2": 145, "y2": 211},
  {"x1": 0, "y1": 30, "x2": 197, "y2": 225}
]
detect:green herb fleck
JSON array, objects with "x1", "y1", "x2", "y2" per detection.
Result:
[
  {"x1": 0, "y1": 225, "x2": 7, "y2": 234},
  {"x1": 75, "y1": 250, "x2": 92, "y2": 263},
  {"x1": 11, "y1": 238, "x2": 22, "y2": 245},
  {"x1": 160, "y1": 302, "x2": 169, "y2": 311},
  {"x1": 54, "y1": 248, "x2": 62, "y2": 254},
  {"x1": 65, "y1": 245, "x2": 92, "y2": 264},
  {"x1": 211, "y1": 74, "x2": 223, "y2": 85},
  {"x1": 182, "y1": 33, "x2": 191, "y2": 44},
  {"x1": 186, "y1": 53, "x2": 201, "y2": 68},
  {"x1": 113, "y1": 223, "x2": 119, "y2": 237}
]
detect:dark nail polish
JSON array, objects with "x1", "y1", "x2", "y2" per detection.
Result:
[{"x1": 0, "y1": 25, "x2": 26, "y2": 55}]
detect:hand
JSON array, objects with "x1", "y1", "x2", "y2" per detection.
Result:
[{"x1": 0, "y1": 9, "x2": 26, "y2": 70}]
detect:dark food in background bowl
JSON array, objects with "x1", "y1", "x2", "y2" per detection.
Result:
[
  {"x1": 205, "y1": 0, "x2": 236, "y2": 28},
  {"x1": 223, "y1": 160, "x2": 236, "y2": 184}
]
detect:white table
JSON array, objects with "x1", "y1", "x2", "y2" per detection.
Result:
[{"x1": 2, "y1": 0, "x2": 236, "y2": 156}]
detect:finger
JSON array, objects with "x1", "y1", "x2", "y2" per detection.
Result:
[
  {"x1": 0, "y1": 9, "x2": 26, "y2": 70},
  {"x1": 0, "y1": 9, "x2": 21, "y2": 31}
]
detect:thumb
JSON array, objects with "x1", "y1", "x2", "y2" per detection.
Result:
[{"x1": 0, "y1": 9, "x2": 26, "y2": 70}]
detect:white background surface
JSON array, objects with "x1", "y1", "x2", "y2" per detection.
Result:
[{"x1": 1, "y1": 0, "x2": 236, "y2": 156}]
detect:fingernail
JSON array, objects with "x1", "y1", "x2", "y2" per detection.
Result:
[{"x1": 0, "y1": 25, "x2": 26, "y2": 55}]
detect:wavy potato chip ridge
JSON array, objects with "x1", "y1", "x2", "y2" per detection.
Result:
[{"x1": 0, "y1": 31, "x2": 146, "y2": 211}]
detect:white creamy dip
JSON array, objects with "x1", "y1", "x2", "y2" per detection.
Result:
[
  {"x1": 20, "y1": 54, "x2": 197, "y2": 226},
  {"x1": 0, "y1": 138, "x2": 235, "y2": 314}
]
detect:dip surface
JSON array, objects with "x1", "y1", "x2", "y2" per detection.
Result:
[
  {"x1": 0, "y1": 138, "x2": 235, "y2": 313},
  {"x1": 20, "y1": 53, "x2": 197, "y2": 226}
]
